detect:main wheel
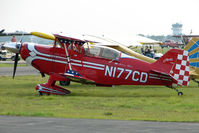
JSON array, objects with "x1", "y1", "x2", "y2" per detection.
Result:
[
  {"x1": 59, "y1": 81, "x2": 70, "y2": 86},
  {"x1": 11, "y1": 56, "x2": 15, "y2": 61},
  {"x1": 39, "y1": 91, "x2": 50, "y2": 96},
  {"x1": 178, "y1": 92, "x2": 183, "y2": 96},
  {"x1": 11, "y1": 55, "x2": 20, "y2": 61}
]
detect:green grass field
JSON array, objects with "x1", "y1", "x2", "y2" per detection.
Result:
[
  {"x1": 0, "y1": 63, "x2": 28, "y2": 67},
  {"x1": 0, "y1": 75, "x2": 199, "y2": 122}
]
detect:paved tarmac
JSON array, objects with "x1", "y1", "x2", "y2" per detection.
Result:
[
  {"x1": 0, "y1": 61, "x2": 26, "y2": 64},
  {"x1": 0, "y1": 116, "x2": 199, "y2": 133},
  {"x1": 0, "y1": 66, "x2": 39, "y2": 76},
  {"x1": 0, "y1": 61, "x2": 39, "y2": 76}
]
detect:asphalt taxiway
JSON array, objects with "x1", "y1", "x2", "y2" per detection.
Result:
[
  {"x1": 0, "y1": 66, "x2": 39, "y2": 76},
  {"x1": 0, "y1": 116, "x2": 199, "y2": 133}
]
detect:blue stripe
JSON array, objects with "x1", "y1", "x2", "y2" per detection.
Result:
[
  {"x1": 189, "y1": 52, "x2": 199, "y2": 59},
  {"x1": 188, "y1": 40, "x2": 199, "y2": 52},
  {"x1": 190, "y1": 62, "x2": 199, "y2": 68}
]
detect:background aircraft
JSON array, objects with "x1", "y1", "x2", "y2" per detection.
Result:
[
  {"x1": 171, "y1": 35, "x2": 199, "y2": 85},
  {"x1": 0, "y1": 29, "x2": 31, "y2": 36},
  {"x1": 183, "y1": 37, "x2": 199, "y2": 84}
]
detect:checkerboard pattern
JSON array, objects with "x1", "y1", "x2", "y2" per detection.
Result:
[{"x1": 170, "y1": 50, "x2": 190, "y2": 86}]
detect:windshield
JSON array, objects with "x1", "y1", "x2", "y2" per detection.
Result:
[
  {"x1": 54, "y1": 40, "x2": 63, "y2": 48},
  {"x1": 84, "y1": 45, "x2": 120, "y2": 60}
]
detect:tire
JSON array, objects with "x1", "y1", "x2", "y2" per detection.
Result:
[
  {"x1": 11, "y1": 56, "x2": 15, "y2": 61},
  {"x1": 178, "y1": 92, "x2": 183, "y2": 96},
  {"x1": 11, "y1": 56, "x2": 20, "y2": 61},
  {"x1": 39, "y1": 91, "x2": 50, "y2": 96},
  {"x1": 59, "y1": 81, "x2": 70, "y2": 86}
]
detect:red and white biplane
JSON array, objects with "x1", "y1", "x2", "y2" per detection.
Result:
[{"x1": 4, "y1": 33, "x2": 190, "y2": 95}]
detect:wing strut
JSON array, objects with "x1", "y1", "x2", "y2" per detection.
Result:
[{"x1": 63, "y1": 43, "x2": 72, "y2": 70}]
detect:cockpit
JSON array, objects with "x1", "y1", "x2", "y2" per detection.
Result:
[
  {"x1": 54, "y1": 38, "x2": 121, "y2": 61},
  {"x1": 84, "y1": 45, "x2": 121, "y2": 60}
]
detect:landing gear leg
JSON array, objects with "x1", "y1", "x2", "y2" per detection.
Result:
[
  {"x1": 36, "y1": 73, "x2": 71, "y2": 95},
  {"x1": 39, "y1": 91, "x2": 43, "y2": 96},
  {"x1": 173, "y1": 88, "x2": 183, "y2": 96},
  {"x1": 167, "y1": 86, "x2": 183, "y2": 96}
]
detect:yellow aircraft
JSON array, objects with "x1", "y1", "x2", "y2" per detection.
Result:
[
  {"x1": 31, "y1": 32, "x2": 199, "y2": 85},
  {"x1": 184, "y1": 37, "x2": 199, "y2": 80}
]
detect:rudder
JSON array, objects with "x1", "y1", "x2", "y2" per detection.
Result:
[{"x1": 151, "y1": 49, "x2": 190, "y2": 86}]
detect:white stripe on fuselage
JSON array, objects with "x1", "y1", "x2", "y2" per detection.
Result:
[
  {"x1": 27, "y1": 43, "x2": 68, "y2": 60},
  {"x1": 26, "y1": 44, "x2": 105, "y2": 71},
  {"x1": 71, "y1": 62, "x2": 82, "y2": 67},
  {"x1": 83, "y1": 61, "x2": 105, "y2": 67},
  {"x1": 71, "y1": 59, "x2": 81, "y2": 63},
  {"x1": 83, "y1": 65, "x2": 105, "y2": 70}
]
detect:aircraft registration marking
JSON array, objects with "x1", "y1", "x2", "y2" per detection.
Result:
[{"x1": 105, "y1": 66, "x2": 148, "y2": 83}]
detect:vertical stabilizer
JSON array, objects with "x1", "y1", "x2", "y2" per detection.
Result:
[{"x1": 151, "y1": 49, "x2": 190, "y2": 86}]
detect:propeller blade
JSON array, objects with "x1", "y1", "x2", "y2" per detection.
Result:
[
  {"x1": 19, "y1": 32, "x2": 24, "y2": 43},
  {"x1": 13, "y1": 53, "x2": 19, "y2": 79}
]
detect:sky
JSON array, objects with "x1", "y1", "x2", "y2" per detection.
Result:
[{"x1": 1, "y1": 0, "x2": 199, "y2": 36}]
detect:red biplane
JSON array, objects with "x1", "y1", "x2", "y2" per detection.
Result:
[{"x1": 4, "y1": 33, "x2": 190, "y2": 95}]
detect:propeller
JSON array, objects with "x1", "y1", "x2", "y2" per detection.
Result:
[
  {"x1": 4, "y1": 31, "x2": 54, "y2": 78},
  {"x1": 3, "y1": 42, "x2": 21, "y2": 79},
  {"x1": 13, "y1": 53, "x2": 19, "y2": 78},
  {"x1": 12, "y1": 35, "x2": 23, "y2": 78}
]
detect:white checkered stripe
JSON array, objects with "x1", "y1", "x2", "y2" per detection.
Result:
[{"x1": 171, "y1": 50, "x2": 190, "y2": 86}]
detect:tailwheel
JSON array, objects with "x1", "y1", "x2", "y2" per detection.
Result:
[
  {"x1": 173, "y1": 87, "x2": 183, "y2": 96},
  {"x1": 167, "y1": 86, "x2": 183, "y2": 96},
  {"x1": 178, "y1": 92, "x2": 183, "y2": 96}
]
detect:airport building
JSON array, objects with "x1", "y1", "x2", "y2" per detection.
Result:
[{"x1": 172, "y1": 23, "x2": 183, "y2": 35}]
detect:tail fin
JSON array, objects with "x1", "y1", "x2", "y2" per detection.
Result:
[{"x1": 151, "y1": 49, "x2": 190, "y2": 86}]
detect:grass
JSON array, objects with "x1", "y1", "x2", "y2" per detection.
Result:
[
  {"x1": 0, "y1": 75, "x2": 199, "y2": 122},
  {"x1": 0, "y1": 63, "x2": 28, "y2": 67}
]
